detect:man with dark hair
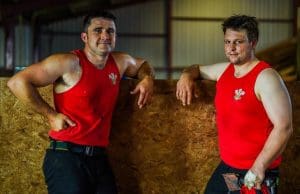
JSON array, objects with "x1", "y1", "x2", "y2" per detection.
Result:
[
  {"x1": 222, "y1": 15, "x2": 259, "y2": 43},
  {"x1": 83, "y1": 11, "x2": 117, "y2": 32},
  {"x1": 8, "y1": 10, "x2": 154, "y2": 194},
  {"x1": 176, "y1": 15, "x2": 292, "y2": 194}
]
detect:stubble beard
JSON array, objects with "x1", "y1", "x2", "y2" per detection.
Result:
[
  {"x1": 92, "y1": 43, "x2": 113, "y2": 56},
  {"x1": 226, "y1": 54, "x2": 241, "y2": 65}
]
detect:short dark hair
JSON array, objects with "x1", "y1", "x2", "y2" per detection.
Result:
[
  {"x1": 222, "y1": 15, "x2": 259, "y2": 42},
  {"x1": 83, "y1": 10, "x2": 117, "y2": 32}
]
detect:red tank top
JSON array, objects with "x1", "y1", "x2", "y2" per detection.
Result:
[
  {"x1": 49, "y1": 49, "x2": 120, "y2": 147},
  {"x1": 215, "y1": 61, "x2": 281, "y2": 169}
]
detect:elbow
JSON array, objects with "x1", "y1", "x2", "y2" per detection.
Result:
[
  {"x1": 282, "y1": 122, "x2": 293, "y2": 139},
  {"x1": 7, "y1": 76, "x2": 24, "y2": 93},
  {"x1": 274, "y1": 120, "x2": 293, "y2": 139},
  {"x1": 7, "y1": 77, "x2": 16, "y2": 91},
  {"x1": 287, "y1": 124, "x2": 293, "y2": 138}
]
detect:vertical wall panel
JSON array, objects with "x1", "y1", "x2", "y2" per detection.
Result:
[
  {"x1": 14, "y1": 25, "x2": 32, "y2": 70},
  {"x1": 47, "y1": 17, "x2": 82, "y2": 33},
  {"x1": 172, "y1": 21, "x2": 225, "y2": 67},
  {"x1": 298, "y1": 7, "x2": 300, "y2": 29},
  {"x1": 117, "y1": 37, "x2": 165, "y2": 67},
  {"x1": 0, "y1": 28, "x2": 4, "y2": 68},
  {"x1": 113, "y1": 1, "x2": 165, "y2": 34},
  {"x1": 50, "y1": 35, "x2": 83, "y2": 54},
  {"x1": 40, "y1": 33, "x2": 83, "y2": 59},
  {"x1": 40, "y1": 17, "x2": 83, "y2": 59},
  {"x1": 258, "y1": 23, "x2": 293, "y2": 50}
]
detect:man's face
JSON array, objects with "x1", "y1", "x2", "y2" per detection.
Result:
[
  {"x1": 224, "y1": 29, "x2": 256, "y2": 65},
  {"x1": 82, "y1": 17, "x2": 116, "y2": 55}
]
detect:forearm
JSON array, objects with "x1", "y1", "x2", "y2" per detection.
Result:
[
  {"x1": 181, "y1": 64, "x2": 201, "y2": 80},
  {"x1": 252, "y1": 125, "x2": 293, "y2": 171},
  {"x1": 136, "y1": 61, "x2": 155, "y2": 80},
  {"x1": 8, "y1": 78, "x2": 56, "y2": 119}
]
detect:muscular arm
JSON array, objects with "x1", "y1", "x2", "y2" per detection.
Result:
[
  {"x1": 251, "y1": 68, "x2": 293, "y2": 183},
  {"x1": 7, "y1": 54, "x2": 77, "y2": 128},
  {"x1": 112, "y1": 52, "x2": 155, "y2": 108},
  {"x1": 124, "y1": 59, "x2": 155, "y2": 80},
  {"x1": 176, "y1": 62, "x2": 229, "y2": 105}
]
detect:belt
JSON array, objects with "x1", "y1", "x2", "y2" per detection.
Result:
[{"x1": 49, "y1": 140, "x2": 106, "y2": 157}]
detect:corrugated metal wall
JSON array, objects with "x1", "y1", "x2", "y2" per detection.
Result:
[
  {"x1": 39, "y1": 1, "x2": 166, "y2": 78},
  {"x1": 113, "y1": 1, "x2": 166, "y2": 78},
  {"x1": 40, "y1": 17, "x2": 83, "y2": 59},
  {"x1": 0, "y1": 0, "x2": 294, "y2": 79},
  {"x1": 173, "y1": 0, "x2": 291, "y2": 18},
  {"x1": 172, "y1": 0, "x2": 293, "y2": 77}
]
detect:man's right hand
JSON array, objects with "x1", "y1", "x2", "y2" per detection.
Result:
[
  {"x1": 47, "y1": 113, "x2": 76, "y2": 131},
  {"x1": 176, "y1": 74, "x2": 199, "y2": 106}
]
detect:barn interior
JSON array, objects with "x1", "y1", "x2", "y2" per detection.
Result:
[{"x1": 0, "y1": 0, "x2": 299, "y2": 193}]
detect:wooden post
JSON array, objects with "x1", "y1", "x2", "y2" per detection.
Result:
[{"x1": 297, "y1": 30, "x2": 300, "y2": 80}]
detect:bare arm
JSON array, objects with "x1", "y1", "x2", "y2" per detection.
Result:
[
  {"x1": 176, "y1": 62, "x2": 229, "y2": 105},
  {"x1": 112, "y1": 52, "x2": 155, "y2": 108},
  {"x1": 7, "y1": 54, "x2": 77, "y2": 129},
  {"x1": 124, "y1": 58, "x2": 155, "y2": 80},
  {"x1": 250, "y1": 68, "x2": 293, "y2": 186}
]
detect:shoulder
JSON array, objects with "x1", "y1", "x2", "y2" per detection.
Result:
[
  {"x1": 213, "y1": 62, "x2": 231, "y2": 70},
  {"x1": 110, "y1": 51, "x2": 137, "y2": 65},
  {"x1": 46, "y1": 53, "x2": 79, "y2": 65},
  {"x1": 43, "y1": 53, "x2": 80, "y2": 73},
  {"x1": 111, "y1": 51, "x2": 131, "y2": 59},
  {"x1": 255, "y1": 68, "x2": 286, "y2": 97},
  {"x1": 203, "y1": 62, "x2": 230, "y2": 81},
  {"x1": 257, "y1": 68, "x2": 282, "y2": 84},
  {"x1": 111, "y1": 52, "x2": 145, "y2": 75},
  {"x1": 111, "y1": 51, "x2": 144, "y2": 63},
  {"x1": 111, "y1": 51, "x2": 149, "y2": 78}
]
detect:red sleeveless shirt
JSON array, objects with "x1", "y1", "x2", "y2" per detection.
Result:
[
  {"x1": 49, "y1": 50, "x2": 120, "y2": 147},
  {"x1": 215, "y1": 61, "x2": 281, "y2": 169}
]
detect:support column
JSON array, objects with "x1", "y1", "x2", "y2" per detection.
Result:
[
  {"x1": 165, "y1": 0, "x2": 172, "y2": 79},
  {"x1": 2, "y1": 21, "x2": 15, "y2": 76}
]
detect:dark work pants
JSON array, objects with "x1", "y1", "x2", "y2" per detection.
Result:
[
  {"x1": 42, "y1": 149, "x2": 118, "y2": 194},
  {"x1": 204, "y1": 161, "x2": 279, "y2": 194}
]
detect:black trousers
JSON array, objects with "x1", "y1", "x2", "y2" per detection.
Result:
[
  {"x1": 42, "y1": 149, "x2": 118, "y2": 194},
  {"x1": 204, "y1": 161, "x2": 279, "y2": 194}
]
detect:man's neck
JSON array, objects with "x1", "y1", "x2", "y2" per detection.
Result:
[
  {"x1": 233, "y1": 58, "x2": 259, "y2": 77},
  {"x1": 83, "y1": 48, "x2": 109, "y2": 69}
]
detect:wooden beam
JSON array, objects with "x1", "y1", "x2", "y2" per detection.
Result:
[
  {"x1": 165, "y1": 0, "x2": 172, "y2": 80},
  {"x1": 172, "y1": 16, "x2": 293, "y2": 23},
  {"x1": 293, "y1": 0, "x2": 298, "y2": 36},
  {"x1": 0, "y1": 0, "x2": 72, "y2": 18},
  {"x1": 297, "y1": 32, "x2": 300, "y2": 80}
]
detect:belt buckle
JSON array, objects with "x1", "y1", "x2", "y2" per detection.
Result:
[{"x1": 85, "y1": 146, "x2": 94, "y2": 156}]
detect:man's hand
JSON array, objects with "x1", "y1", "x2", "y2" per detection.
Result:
[
  {"x1": 47, "y1": 113, "x2": 76, "y2": 131},
  {"x1": 176, "y1": 73, "x2": 199, "y2": 106},
  {"x1": 130, "y1": 76, "x2": 154, "y2": 109},
  {"x1": 244, "y1": 168, "x2": 265, "y2": 190}
]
